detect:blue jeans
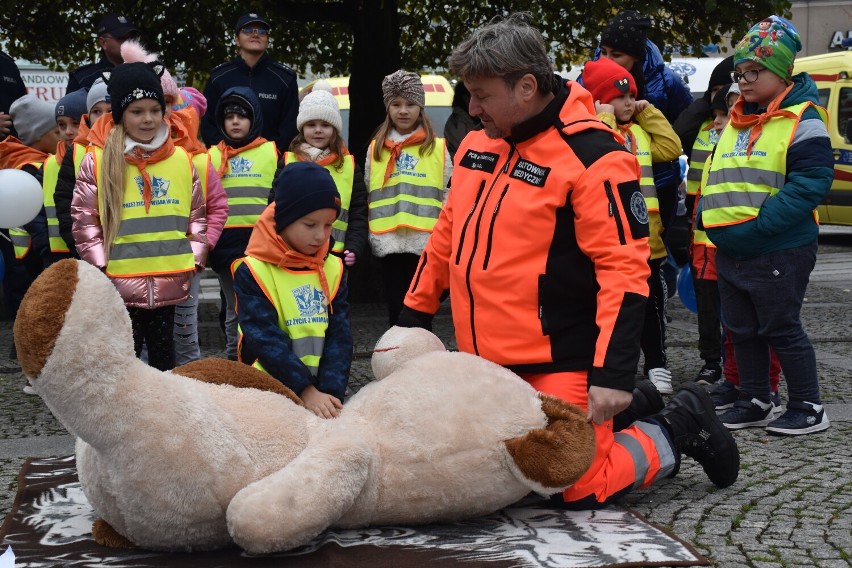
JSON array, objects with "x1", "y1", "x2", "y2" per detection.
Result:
[{"x1": 716, "y1": 241, "x2": 820, "y2": 404}]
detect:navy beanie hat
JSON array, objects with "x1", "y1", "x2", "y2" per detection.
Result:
[
  {"x1": 274, "y1": 162, "x2": 341, "y2": 232},
  {"x1": 55, "y1": 88, "x2": 89, "y2": 122},
  {"x1": 601, "y1": 10, "x2": 652, "y2": 61}
]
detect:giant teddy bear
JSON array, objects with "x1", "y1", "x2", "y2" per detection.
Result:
[{"x1": 13, "y1": 259, "x2": 596, "y2": 554}]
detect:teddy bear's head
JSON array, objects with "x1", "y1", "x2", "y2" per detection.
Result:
[{"x1": 371, "y1": 326, "x2": 446, "y2": 380}]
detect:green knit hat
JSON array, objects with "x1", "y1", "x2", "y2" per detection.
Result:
[{"x1": 734, "y1": 15, "x2": 801, "y2": 83}]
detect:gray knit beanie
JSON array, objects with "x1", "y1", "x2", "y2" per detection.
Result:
[
  {"x1": 381, "y1": 70, "x2": 424, "y2": 108},
  {"x1": 10, "y1": 94, "x2": 57, "y2": 146},
  {"x1": 86, "y1": 78, "x2": 110, "y2": 113}
]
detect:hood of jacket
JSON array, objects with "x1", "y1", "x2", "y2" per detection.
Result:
[
  {"x1": 216, "y1": 86, "x2": 264, "y2": 148},
  {"x1": 0, "y1": 137, "x2": 48, "y2": 169}
]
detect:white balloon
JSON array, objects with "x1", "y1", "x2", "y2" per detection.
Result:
[{"x1": 0, "y1": 169, "x2": 43, "y2": 229}]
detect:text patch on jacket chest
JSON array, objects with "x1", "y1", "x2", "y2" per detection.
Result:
[
  {"x1": 459, "y1": 150, "x2": 499, "y2": 173},
  {"x1": 510, "y1": 159, "x2": 551, "y2": 187}
]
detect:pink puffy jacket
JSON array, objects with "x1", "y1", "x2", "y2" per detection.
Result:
[{"x1": 72, "y1": 151, "x2": 208, "y2": 309}]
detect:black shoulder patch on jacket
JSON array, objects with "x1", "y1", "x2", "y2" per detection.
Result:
[
  {"x1": 617, "y1": 180, "x2": 650, "y2": 240},
  {"x1": 559, "y1": 129, "x2": 630, "y2": 169}
]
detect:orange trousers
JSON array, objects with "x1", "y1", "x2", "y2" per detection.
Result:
[{"x1": 522, "y1": 371, "x2": 676, "y2": 507}]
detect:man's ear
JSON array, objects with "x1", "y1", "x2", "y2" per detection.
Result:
[
  {"x1": 97, "y1": 36, "x2": 108, "y2": 50},
  {"x1": 518, "y1": 74, "x2": 538, "y2": 101}
]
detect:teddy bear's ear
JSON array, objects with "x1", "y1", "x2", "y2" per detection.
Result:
[{"x1": 503, "y1": 394, "x2": 596, "y2": 493}]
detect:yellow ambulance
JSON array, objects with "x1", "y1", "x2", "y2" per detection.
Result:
[
  {"x1": 299, "y1": 74, "x2": 455, "y2": 146},
  {"x1": 793, "y1": 52, "x2": 852, "y2": 225}
]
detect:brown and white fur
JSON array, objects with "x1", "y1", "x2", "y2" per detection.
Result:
[{"x1": 14, "y1": 259, "x2": 595, "y2": 555}]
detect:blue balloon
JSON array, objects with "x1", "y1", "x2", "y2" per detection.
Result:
[{"x1": 677, "y1": 264, "x2": 697, "y2": 314}]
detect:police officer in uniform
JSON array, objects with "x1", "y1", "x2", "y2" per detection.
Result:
[
  {"x1": 67, "y1": 13, "x2": 141, "y2": 92},
  {"x1": 0, "y1": 50, "x2": 26, "y2": 139},
  {"x1": 201, "y1": 13, "x2": 299, "y2": 152}
]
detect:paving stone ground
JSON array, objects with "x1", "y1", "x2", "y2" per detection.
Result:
[{"x1": 2, "y1": 229, "x2": 851, "y2": 566}]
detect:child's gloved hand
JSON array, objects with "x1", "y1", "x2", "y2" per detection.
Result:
[{"x1": 344, "y1": 249, "x2": 356, "y2": 267}]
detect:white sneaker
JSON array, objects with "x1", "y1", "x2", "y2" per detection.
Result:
[
  {"x1": 648, "y1": 367, "x2": 673, "y2": 394},
  {"x1": 23, "y1": 383, "x2": 37, "y2": 395}
]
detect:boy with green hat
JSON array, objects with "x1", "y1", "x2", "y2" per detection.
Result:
[{"x1": 697, "y1": 15, "x2": 834, "y2": 435}]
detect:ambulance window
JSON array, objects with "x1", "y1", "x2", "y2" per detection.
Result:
[
  {"x1": 839, "y1": 88, "x2": 852, "y2": 142},
  {"x1": 817, "y1": 89, "x2": 830, "y2": 109}
]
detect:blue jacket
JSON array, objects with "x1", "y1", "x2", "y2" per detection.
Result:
[
  {"x1": 700, "y1": 73, "x2": 835, "y2": 260},
  {"x1": 201, "y1": 53, "x2": 299, "y2": 152}
]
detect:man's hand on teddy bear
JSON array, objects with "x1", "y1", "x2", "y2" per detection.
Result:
[{"x1": 300, "y1": 385, "x2": 344, "y2": 419}]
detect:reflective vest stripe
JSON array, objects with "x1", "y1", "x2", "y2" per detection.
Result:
[
  {"x1": 629, "y1": 125, "x2": 656, "y2": 209},
  {"x1": 613, "y1": 431, "x2": 651, "y2": 489},
  {"x1": 632, "y1": 421, "x2": 677, "y2": 479},
  {"x1": 209, "y1": 142, "x2": 276, "y2": 228},
  {"x1": 237, "y1": 254, "x2": 343, "y2": 377},
  {"x1": 706, "y1": 166, "x2": 786, "y2": 188},
  {"x1": 110, "y1": 238, "x2": 194, "y2": 261},
  {"x1": 368, "y1": 138, "x2": 445, "y2": 234},
  {"x1": 92, "y1": 147, "x2": 196, "y2": 277},
  {"x1": 191, "y1": 153, "x2": 209, "y2": 201},
  {"x1": 692, "y1": 157, "x2": 715, "y2": 248},
  {"x1": 115, "y1": 215, "x2": 189, "y2": 236},
  {"x1": 702, "y1": 102, "x2": 822, "y2": 228}
]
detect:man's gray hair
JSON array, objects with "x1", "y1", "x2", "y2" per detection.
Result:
[{"x1": 448, "y1": 13, "x2": 554, "y2": 93}]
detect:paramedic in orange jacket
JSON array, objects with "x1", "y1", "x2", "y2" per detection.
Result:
[{"x1": 399, "y1": 14, "x2": 740, "y2": 508}]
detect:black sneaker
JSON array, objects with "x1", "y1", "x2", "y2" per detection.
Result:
[
  {"x1": 695, "y1": 363, "x2": 722, "y2": 386},
  {"x1": 766, "y1": 401, "x2": 829, "y2": 436},
  {"x1": 652, "y1": 383, "x2": 740, "y2": 488},
  {"x1": 719, "y1": 398, "x2": 776, "y2": 430},
  {"x1": 709, "y1": 380, "x2": 739, "y2": 410}
]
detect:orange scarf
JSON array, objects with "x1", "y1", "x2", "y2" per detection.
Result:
[
  {"x1": 215, "y1": 137, "x2": 271, "y2": 178},
  {"x1": 244, "y1": 205, "x2": 335, "y2": 313},
  {"x1": 617, "y1": 123, "x2": 638, "y2": 155},
  {"x1": 0, "y1": 137, "x2": 48, "y2": 169},
  {"x1": 380, "y1": 129, "x2": 427, "y2": 186},
  {"x1": 729, "y1": 83, "x2": 797, "y2": 158},
  {"x1": 169, "y1": 109, "x2": 206, "y2": 155},
  {"x1": 123, "y1": 135, "x2": 177, "y2": 214}
]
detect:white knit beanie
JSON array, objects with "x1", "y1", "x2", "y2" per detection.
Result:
[
  {"x1": 296, "y1": 81, "x2": 342, "y2": 133},
  {"x1": 10, "y1": 94, "x2": 56, "y2": 146}
]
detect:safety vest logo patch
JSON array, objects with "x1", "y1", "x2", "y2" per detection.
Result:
[
  {"x1": 509, "y1": 159, "x2": 550, "y2": 187},
  {"x1": 734, "y1": 128, "x2": 751, "y2": 153},
  {"x1": 134, "y1": 175, "x2": 170, "y2": 199},
  {"x1": 396, "y1": 152, "x2": 419, "y2": 172},
  {"x1": 459, "y1": 149, "x2": 499, "y2": 173},
  {"x1": 293, "y1": 284, "x2": 328, "y2": 318},
  {"x1": 229, "y1": 156, "x2": 254, "y2": 174}
]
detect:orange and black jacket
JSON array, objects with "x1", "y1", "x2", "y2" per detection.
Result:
[{"x1": 403, "y1": 78, "x2": 651, "y2": 392}]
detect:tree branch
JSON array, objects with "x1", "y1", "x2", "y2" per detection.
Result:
[{"x1": 268, "y1": 1, "x2": 354, "y2": 25}]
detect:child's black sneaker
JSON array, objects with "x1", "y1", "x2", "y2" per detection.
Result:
[
  {"x1": 695, "y1": 363, "x2": 722, "y2": 386},
  {"x1": 766, "y1": 401, "x2": 829, "y2": 436},
  {"x1": 719, "y1": 397, "x2": 775, "y2": 429}
]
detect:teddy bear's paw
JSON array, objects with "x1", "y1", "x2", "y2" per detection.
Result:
[
  {"x1": 503, "y1": 394, "x2": 596, "y2": 495},
  {"x1": 92, "y1": 518, "x2": 136, "y2": 549}
]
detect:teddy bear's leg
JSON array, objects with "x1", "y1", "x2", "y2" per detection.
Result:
[
  {"x1": 503, "y1": 394, "x2": 597, "y2": 495},
  {"x1": 92, "y1": 518, "x2": 136, "y2": 549},
  {"x1": 227, "y1": 436, "x2": 374, "y2": 555}
]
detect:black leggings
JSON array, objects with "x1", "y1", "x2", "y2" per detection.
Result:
[
  {"x1": 128, "y1": 305, "x2": 176, "y2": 371},
  {"x1": 380, "y1": 253, "x2": 422, "y2": 326}
]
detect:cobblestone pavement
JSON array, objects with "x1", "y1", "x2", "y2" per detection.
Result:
[{"x1": 2, "y1": 230, "x2": 851, "y2": 566}]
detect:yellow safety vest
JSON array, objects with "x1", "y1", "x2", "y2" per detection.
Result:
[
  {"x1": 91, "y1": 147, "x2": 196, "y2": 277},
  {"x1": 692, "y1": 154, "x2": 716, "y2": 248},
  {"x1": 10, "y1": 161, "x2": 43, "y2": 259},
  {"x1": 236, "y1": 254, "x2": 343, "y2": 376},
  {"x1": 42, "y1": 145, "x2": 86, "y2": 254},
  {"x1": 209, "y1": 142, "x2": 276, "y2": 228},
  {"x1": 367, "y1": 138, "x2": 445, "y2": 234},
  {"x1": 686, "y1": 121, "x2": 716, "y2": 198},
  {"x1": 191, "y1": 152, "x2": 209, "y2": 201},
  {"x1": 627, "y1": 124, "x2": 666, "y2": 260},
  {"x1": 701, "y1": 102, "x2": 826, "y2": 228},
  {"x1": 283, "y1": 151, "x2": 354, "y2": 253}
]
